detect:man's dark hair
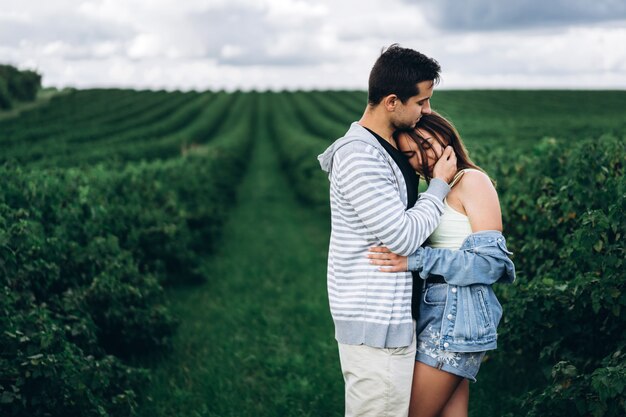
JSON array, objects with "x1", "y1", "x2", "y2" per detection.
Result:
[{"x1": 368, "y1": 44, "x2": 441, "y2": 105}]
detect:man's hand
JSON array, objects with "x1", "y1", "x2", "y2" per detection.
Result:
[
  {"x1": 367, "y1": 246, "x2": 408, "y2": 272},
  {"x1": 433, "y1": 146, "x2": 457, "y2": 184}
]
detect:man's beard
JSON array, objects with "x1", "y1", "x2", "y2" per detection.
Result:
[{"x1": 393, "y1": 117, "x2": 419, "y2": 131}]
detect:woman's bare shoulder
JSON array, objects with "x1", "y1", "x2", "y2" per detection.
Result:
[
  {"x1": 457, "y1": 169, "x2": 496, "y2": 194},
  {"x1": 457, "y1": 169, "x2": 502, "y2": 231}
]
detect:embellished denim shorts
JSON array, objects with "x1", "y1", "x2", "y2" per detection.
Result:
[{"x1": 415, "y1": 282, "x2": 486, "y2": 382}]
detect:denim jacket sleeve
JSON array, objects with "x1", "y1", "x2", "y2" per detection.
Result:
[{"x1": 407, "y1": 230, "x2": 516, "y2": 286}]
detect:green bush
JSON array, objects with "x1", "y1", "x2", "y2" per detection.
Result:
[
  {"x1": 0, "y1": 103, "x2": 251, "y2": 415},
  {"x1": 469, "y1": 135, "x2": 626, "y2": 416},
  {"x1": 0, "y1": 286, "x2": 147, "y2": 417},
  {"x1": 521, "y1": 346, "x2": 626, "y2": 417}
]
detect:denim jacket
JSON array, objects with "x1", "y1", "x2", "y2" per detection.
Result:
[{"x1": 408, "y1": 230, "x2": 516, "y2": 352}]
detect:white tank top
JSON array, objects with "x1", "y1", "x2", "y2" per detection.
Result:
[{"x1": 427, "y1": 169, "x2": 479, "y2": 250}]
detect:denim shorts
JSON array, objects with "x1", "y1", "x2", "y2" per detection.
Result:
[{"x1": 415, "y1": 282, "x2": 486, "y2": 382}]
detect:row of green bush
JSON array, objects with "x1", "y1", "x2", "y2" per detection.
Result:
[
  {"x1": 266, "y1": 92, "x2": 342, "y2": 210},
  {"x1": 470, "y1": 135, "x2": 625, "y2": 416},
  {"x1": 0, "y1": 65, "x2": 41, "y2": 109},
  {"x1": 0, "y1": 89, "x2": 193, "y2": 147},
  {"x1": 0, "y1": 90, "x2": 227, "y2": 167},
  {"x1": 0, "y1": 96, "x2": 254, "y2": 416},
  {"x1": 433, "y1": 90, "x2": 626, "y2": 150}
]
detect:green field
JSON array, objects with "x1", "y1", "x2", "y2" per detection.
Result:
[{"x1": 1, "y1": 90, "x2": 624, "y2": 417}]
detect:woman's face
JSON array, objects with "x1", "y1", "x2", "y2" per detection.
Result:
[{"x1": 397, "y1": 129, "x2": 446, "y2": 175}]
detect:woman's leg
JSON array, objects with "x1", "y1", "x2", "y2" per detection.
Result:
[
  {"x1": 440, "y1": 379, "x2": 469, "y2": 417},
  {"x1": 408, "y1": 361, "x2": 464, "y2": 417}
]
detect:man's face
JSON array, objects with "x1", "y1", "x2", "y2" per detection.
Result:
[{"x1": 391, "y1": 80, "x2": 434, "y2": 130}]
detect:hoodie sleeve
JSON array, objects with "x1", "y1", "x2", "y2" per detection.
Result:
[{"x1": 333, "y1": 142, "x2": 449, "y2": 256}]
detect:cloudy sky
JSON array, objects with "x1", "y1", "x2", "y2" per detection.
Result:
[{"x1": 1, "y1": 0, "x2": 625, "y2": 90}]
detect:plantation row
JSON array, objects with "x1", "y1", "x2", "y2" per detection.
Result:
[
  {"x1": 0, "y1": 92, "x2": 261, "y2": 416},
  {"x1": 479, "y1": 137, "x2": 625, "y2": 416},
  {"x1": 0, "y1": 90, "x2": 233, "y2": 167}
]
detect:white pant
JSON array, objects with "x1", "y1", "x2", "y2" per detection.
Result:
[{"x1": 338, "y1": 333, "x2": 416, "y2": 417}]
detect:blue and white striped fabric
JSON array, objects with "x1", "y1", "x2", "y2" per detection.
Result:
[{"x1": 318, "y1": 122, "x2": 450, "y2": 348}]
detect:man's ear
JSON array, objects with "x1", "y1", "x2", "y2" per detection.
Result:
[{"x1": 382, "y1": 94, "x2": 398, "y2": 112}]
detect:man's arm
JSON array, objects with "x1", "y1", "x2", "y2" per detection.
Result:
[{"x1": 334, "y1": 142, "x2": 450, "y2": 256}]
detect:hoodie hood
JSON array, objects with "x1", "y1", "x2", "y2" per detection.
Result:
[{"x1": 318, "y1": 122, "x2": 381, "y2": 176}]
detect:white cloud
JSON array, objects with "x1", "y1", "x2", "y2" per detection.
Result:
[
  {"x1": 220, "y1": 45, "x2": 245, "y2": 60},
  {"x1": 0, "y1": 0, "x2": 625, "y2": 90},
  {"x1": 127, "y1": 33, "x2": 164, "y2": 59},
  {"x1": 93, "y1": 41, "x2": 121, "y2": 58}
]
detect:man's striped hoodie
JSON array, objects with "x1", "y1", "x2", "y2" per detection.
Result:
[{"x1": 317, "y1": 122, "x2": 450, "y2": 348}]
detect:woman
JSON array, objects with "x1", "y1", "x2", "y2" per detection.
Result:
[{"x1": 367, "y1": 112, "x2": 515, "y2": 417}]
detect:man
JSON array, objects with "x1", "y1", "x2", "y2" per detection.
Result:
[{"x1": 317, "y1": 44, "x2": 458, "y2": 416}]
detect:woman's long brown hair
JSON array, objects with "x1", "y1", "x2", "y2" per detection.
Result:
[{"x1": 396, "y1": 111, "x2": 486, "y2": 183}]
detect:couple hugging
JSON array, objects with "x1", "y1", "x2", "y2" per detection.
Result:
[{"x1": 318, "y1": 44, "x2": 516, "y2": 417}]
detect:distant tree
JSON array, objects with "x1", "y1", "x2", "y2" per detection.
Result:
[{"x1": 0, "y1": 64, "x2": 42, "y2": 104}]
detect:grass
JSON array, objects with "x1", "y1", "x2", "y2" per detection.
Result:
[{"x1": 135, "y1": 103, "x2": 343, "y2": 416}]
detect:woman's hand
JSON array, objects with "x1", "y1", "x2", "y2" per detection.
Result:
[{"x1": 367, "y1": 246, "x2": 408, "y2": 272}]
